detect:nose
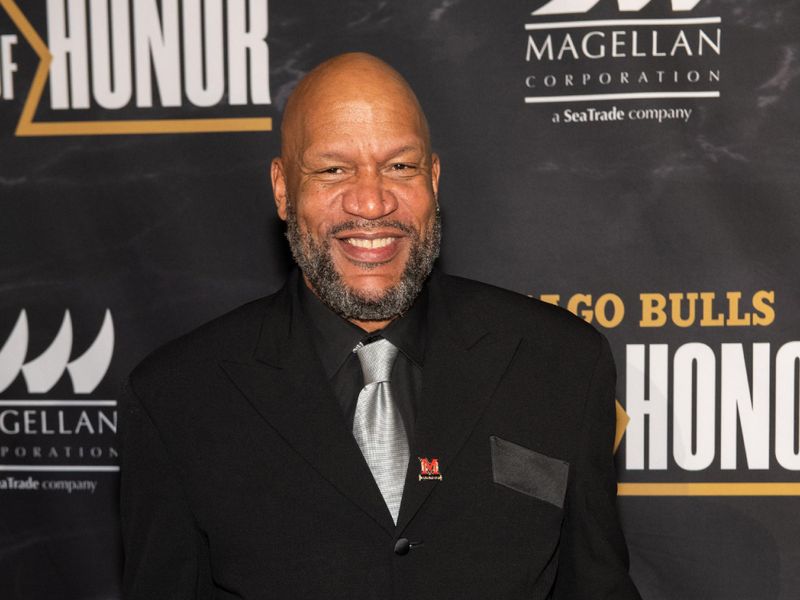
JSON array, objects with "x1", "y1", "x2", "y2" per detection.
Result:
[{"x1": 341, "y1": 172, "x2": 398, "y2": 219}]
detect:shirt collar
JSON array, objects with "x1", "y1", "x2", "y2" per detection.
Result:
[{"x1": 295, "y1": 271, "x2": 429, "y2": 379}]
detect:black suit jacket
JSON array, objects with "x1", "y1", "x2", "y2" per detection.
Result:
[{"x1": 120, "y1": 270, "x2": 641, "y2": 599}]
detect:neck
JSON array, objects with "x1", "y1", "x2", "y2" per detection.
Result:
[
  {"x1": 301, "y1": 274, "x2": 396, "y2": 333},
  {"x1": 350, "y1": 317, "x2": 393, "y2": 332}
]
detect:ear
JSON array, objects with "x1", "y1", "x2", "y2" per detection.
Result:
[
  {"x1": 430, "y1": 152, "x2": 441, "y2": 200},
  {"x1": 271, "y1": 157, "x2": 288, "y2": 221}
]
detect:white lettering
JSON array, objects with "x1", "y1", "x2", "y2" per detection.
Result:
[
  {"x1": 74, "y1": 411, "x2": 95, "y2": 434},
  {"x1": 0, "y1": 410, "x2": 20, "y2": 435},
  {"x1": 47, "y1": 0, "x2": 90, "y2": 109},
  {"x1": 133, "y1": 0, "x2": 181, "y2": 107},
  {"x1": 557, "y1": 34, "x2": 580, "y2": 60},
  {"x1": 0, "y1": 35, "x2": 18, "y2": 99},
  {"x1": 625, "y1": 344, "x2": 668, "y2": 469},
  {"x1": 183, "y1": 0, "x2": 225, "y2": 107},
  {"x1": 698, "y1": 28, "x2": 721, "y2": 55},
  {"x1": 775, "y1": 342, "x2": 800, "y2": 469},
  {"x1": 90, "y1": 0, "x2": 132, "y2": 109},
  {"x1": 670, "y1": 29, "x2": 693, "y2": 56},
  {"x1": 228, "y1": 0, "x2": 271, "y2": 104},
  {"x1": 611, "y1": 30, "x2": 626, "y2": 57},
  {"x1": 581, "y1": 31, "x2": 605, "y2": 59},
  {"x1": 720, "y1": 344, "x2": 770, "y2": 469},
  {"x1": 526, "y1": 35, "x2": 553, "y2": 61},
  {"x1": 673, "y1": 343, "x2": 715, "y2": 471}
]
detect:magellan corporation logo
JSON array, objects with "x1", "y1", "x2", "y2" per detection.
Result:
[
  {"x1": 0, "y1": 309, "x2": 118, "y2": 476},
  {"x1": 524, "y1": 0, "x2": 722, "y2": 122},
  {"x1": 0, "y1": 0, "x2": 271, "y2": 135}
]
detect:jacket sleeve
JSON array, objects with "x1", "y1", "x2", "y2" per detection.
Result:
[
  {"x1": 119, "y1": 378, "x2": 213, "y2": 599},
  {"x1": 552, "y1": 334, "x2": 642, "y2": 599}
]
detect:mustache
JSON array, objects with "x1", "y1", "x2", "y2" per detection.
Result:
[{"x1": 327, "y1": 220, "x2": 417, "y2": 237}]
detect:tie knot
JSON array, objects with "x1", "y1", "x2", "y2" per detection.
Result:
[{"x1": 355, "y1": 338, "x2": 399, "y2": 385}]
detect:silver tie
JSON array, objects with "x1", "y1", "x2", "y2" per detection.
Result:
[{"x1": 352, "y1": 338, "x2": 409, "y2": 524}]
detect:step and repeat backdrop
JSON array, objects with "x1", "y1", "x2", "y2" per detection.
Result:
[{"x1": 1, "y1": 0, "x2": 798, "y2": 598}]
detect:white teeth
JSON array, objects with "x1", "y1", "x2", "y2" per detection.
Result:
[{"x1": 345, "y1": 237, "x2": 394, "y2": 249}]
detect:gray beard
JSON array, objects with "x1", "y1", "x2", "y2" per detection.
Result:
[{"x1": 285, "y1": 202, "x2": 441, "y2": 322}]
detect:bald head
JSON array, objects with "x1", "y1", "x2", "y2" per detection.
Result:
[{"x1": 280, "y1": 52, "x2": 431, "y2": 163}]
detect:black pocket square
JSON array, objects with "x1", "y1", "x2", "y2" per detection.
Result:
[{"x1": 489, "y1": 435, "x2": 569, "y2": 509}]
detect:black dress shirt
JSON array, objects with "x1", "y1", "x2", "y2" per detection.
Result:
[{"x1": 296, "y1": 272, "x2": 427, "y2": 449}]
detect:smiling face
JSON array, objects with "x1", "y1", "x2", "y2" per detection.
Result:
[{"x1": 271, "y1": 54, "x2": 441, "y2": 331}]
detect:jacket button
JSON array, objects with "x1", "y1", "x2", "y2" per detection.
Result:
[{"x1": 394, "y1": 538, "x2": 410, "y2": 555}]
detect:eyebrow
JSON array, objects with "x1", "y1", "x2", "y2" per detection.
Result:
[
  {"x1": 309, "y1": 145, "x2": 424, "y2": 163},
  {"x1": 382, "y1": 145, "x2": 423, "y2": 159}
]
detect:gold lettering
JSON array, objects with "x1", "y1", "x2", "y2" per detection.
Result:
[
  {"x1": 640, "y1": 293, "x2": 667, "y2": 327},
  {"x1": 669, "y1": 292, "x2": 698, "y2": 327},
  {"x1": 539, "y1": 294, "x2": 561, "y2": 306},
  {"x1": 594, "y1": 293, "x2": 625, "y2": 328},
  {"x1": 699, "y1": 292, "x2": 725, "y2": 326},
  {"x1": 752, "y1": 290, "x2": 775, "y2": 326},
  {"x1": 567, "y1": 294, "x2": 593, "y2": 322},
  {"x1": 725, "y1": 291, "x2": 751, "y2": 326}
]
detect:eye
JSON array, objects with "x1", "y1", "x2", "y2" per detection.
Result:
[
  {"x1": 390, "y1": 163, "x2": 416, "y2": 171},
  {"x1": 319, "y1": 167, "x2": 344, "y2": 175}
]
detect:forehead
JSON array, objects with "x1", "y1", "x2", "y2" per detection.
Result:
[{"x1": 299, "y1": 94, "x2": 428, "y2": 159}]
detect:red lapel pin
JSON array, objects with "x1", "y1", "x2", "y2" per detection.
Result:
[{"x1": 418, "y1": 457, "x2": 442, "y2": 481}]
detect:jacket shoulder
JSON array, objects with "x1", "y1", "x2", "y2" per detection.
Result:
[
  {"x1": 437, "y1": 272, "x2": 605, "y2": 350},
  {"x1": 126, "y1": 291, "x2": 277, "y2": 394}
]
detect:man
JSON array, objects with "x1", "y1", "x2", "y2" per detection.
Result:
[{"x1": 120, "y1": 53, "x2": 641, "y2": 599}]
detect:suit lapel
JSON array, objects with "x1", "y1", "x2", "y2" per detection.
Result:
[
  {"x1": 220, "y1": 279, "x2": 396, "y2": 535},
  {"x1": 396, "y1": 274, "x2": 522, "y2": 533},
  {"x1": 217, "y1": 272, "x2": 522, "y2": 537}
]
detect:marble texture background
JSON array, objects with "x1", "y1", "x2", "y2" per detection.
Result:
[{"x1": 0, "y1": 0, "x2": 798, "y2": 598}]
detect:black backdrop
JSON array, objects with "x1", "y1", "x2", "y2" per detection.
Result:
[{"x1": 1, "y1": 1, "x2": 799, "y2": 598}]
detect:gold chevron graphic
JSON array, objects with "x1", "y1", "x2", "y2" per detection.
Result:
[
  {"x1": 618, "y1": 483, "x2": 800, "y2": 496},
  {"x1": 1, "y1": 0, "x2": 272, "y2": 135},
  {"x1": 614, "y1": 399, "x2": 629, "y2": 453}
]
